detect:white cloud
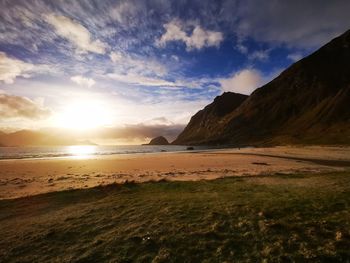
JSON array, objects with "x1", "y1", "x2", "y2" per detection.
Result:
[
  {"x1": 236, "y1": 42, "x2": 248, "y2": 54},
  {"x1": 110, "y1": 52, "x2": 123, "y2": 63},
  {"x1": 45, "y1": 14, "x2": 107, "y2": 54},
  {"x1": 110, "y1": 51, "x2": 167, "y2": 77},
  {"x1": 146, "y1": 117, "x2": 174, "y2": 126},
  {"x1": 171, "y1": 55, "x2": 179, "y2": 61},
  {"x1": 0, "y1": 52, "x2": 35, "y2": 84},
  {"x1": 70, "y1": 75, "x2": 95, "y2": 88},
  {"x1": 235, "y1": 38, "x2": 269, "y2": 61},
  {"x1": 219, "y1": 69, "x2": 264, "y2": 95},
  {"x1": 0, "y1": 92, "x2": 50, "y2": 119},
  {"x1": 287, "y1": 53, "x2": 303, "y2": 62},
  {"x1": 107, "y1": 71, "x2": 219, "y2": 90},
  {"x1": 109, "y1": 2, "x2": 138, "y2": 23},
  {"x1": 107, "y1": 73, "x2": 177, "y2": 87},
  {"x1": 248, "y1": 50, "x2": 270, "y2": 61},
  {"x1": 157, "y1": 20, "x2": 223, "y2": 50}
]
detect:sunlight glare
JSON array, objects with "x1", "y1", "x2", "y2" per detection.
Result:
[
  {"x1": 67, "y1": 145, "x2": 96, "y2": 158},
  {"x1": 55, "y1": 100, "x2": 113, "y2": 130}
]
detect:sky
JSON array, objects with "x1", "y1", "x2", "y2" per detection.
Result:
[{"x1": 0, "y1": 0, "x2": 350, "y2": 143}]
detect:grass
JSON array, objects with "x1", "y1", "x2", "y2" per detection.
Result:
[{"x1": 0, "y1": 171, "x2": 349, "y2": 262}]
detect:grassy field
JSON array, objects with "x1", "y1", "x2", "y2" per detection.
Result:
[{"x1": 0, "y1": 171, "x2": 349, "y2": 262}]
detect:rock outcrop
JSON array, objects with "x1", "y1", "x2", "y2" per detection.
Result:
[{"x1": 147, "y1": 136, "x2": 169, "y2": 145}]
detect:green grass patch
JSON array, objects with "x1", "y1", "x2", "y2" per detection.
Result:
[{"x1": 0, "y1": 171, "x2": 349, "y2": 262}]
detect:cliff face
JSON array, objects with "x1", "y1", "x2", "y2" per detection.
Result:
[
  {"x1": 173, "y1": 92, "x2": 248, "y2": 145},
  {"x1": 174, "y1": 29, "x2": 350, "y2": 146}
]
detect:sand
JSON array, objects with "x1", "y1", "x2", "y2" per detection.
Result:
[{"x1": 0, "y1": 146, "x2": 349, "y2": 200}]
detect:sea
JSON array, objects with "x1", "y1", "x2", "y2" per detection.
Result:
[{"x1": 0, "y1": 145, "x2": 209, "y2": 160}]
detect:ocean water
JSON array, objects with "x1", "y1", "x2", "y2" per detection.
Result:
[{"x1": 0, "y1": 145, "x2": 205, "y2": 160}]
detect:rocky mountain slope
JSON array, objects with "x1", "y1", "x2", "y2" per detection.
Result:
[
  {"x1": 174, "y1": 29, "x2": 350, "y2": 145},
  {"x1": 173, "y1": 92, "x2": 248, "y2": 145}
]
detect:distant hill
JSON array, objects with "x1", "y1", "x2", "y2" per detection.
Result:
[
  {"x1": 174, "y1": 29, "x2": 350, "y2": 146},
  {"x1": 147, "y1": 136, "x2": 169, "y2": 145},
  {"x1": 0, "y1": 130, "x2": 96, "y2": 146}
]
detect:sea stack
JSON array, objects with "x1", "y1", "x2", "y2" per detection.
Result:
[{"x1": 147, "y1": 136, "x2": 169, "y2": 145}]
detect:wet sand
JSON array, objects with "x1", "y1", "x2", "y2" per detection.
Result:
[{"x1": 0, "y1": 146, "x2": 349, "y2": 199}]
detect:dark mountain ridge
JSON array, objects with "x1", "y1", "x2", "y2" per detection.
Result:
[
  {"x1": 174, "y1": 29, "x2": 350, "y2": 146},
  {"x1": 173, "y1": 92, "x2": 248, "y2": 145}
]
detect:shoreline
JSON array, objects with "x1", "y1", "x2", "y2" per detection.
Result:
[
  {"x1": 0, "y1": 145, "x2": 211, "y2": 161},
  {"x1": 1, "y1": 144, "x2": 349, "y2": 161},
  {"x1": 0, "y1": 146, "x2": 349, "y2": 200}
]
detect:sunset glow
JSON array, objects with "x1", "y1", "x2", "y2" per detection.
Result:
[
  {"x1": 67, "y1": 145, "x2": 96, "y2": 157},
  {"x1": 54, "y1": 100, "x2": 113, "y2": 130},
  {"x1": 0, "y1": 1, "x2": 350, "y2": 262},
  {"x1": 0, "y1": 0, "x2": 349, "y2": 144}
]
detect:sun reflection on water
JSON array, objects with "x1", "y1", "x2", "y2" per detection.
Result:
[{"x1": 67, "y1": 145, "x2": 96, "y2": 158}]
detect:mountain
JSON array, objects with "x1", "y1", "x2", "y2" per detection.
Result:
[
  {"x1": 174, "y1": 29, "x2": 350, "y2": 146},
  {"x1": 147, "y1": 136, "x2": 169, "y2": 145},
  {"x1": 173, "y1": 92, "x2": 248, "y2": 145},
  {"x1": 0, "y1": 130, "x2": 96, "y2": 146}
]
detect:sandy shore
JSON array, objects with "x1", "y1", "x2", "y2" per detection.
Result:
[{"x1": 0, "y1": 146, "x2": 349, "y2": 199}]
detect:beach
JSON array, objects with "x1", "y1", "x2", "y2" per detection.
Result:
[
  {"x1": 1, "y1": 146, "x2": 349, "y2": 200},
  {"x1": 1, "y1": 146, "x2": 350, "y2": 261}
]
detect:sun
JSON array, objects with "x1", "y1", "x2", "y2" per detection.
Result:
[
  {"x1": 67, "y1": 145, "x2": 96, "y2": 158},
  {"x1": 54, "y1": 99, "x2": 113, "y2": 130}
]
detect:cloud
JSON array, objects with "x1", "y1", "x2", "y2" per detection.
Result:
[
  {"x1": 219, "y1": 69, "x2": 264, "y2": 95},
  {"x1": 287, "y1": 53, "x2": 303, "y2": 62},
  {"x1": 109, "y1": 1, "x2": 139, "y2": 23},
  {"x1": 70, "y1": 75, "x2": 95, "y2": 88},
  {"x1": 235, "y1": 38, "x2": 270, "y2": 61},
  {"x1": 107, "y1": 72, "x2": 219, "y2": 90},
  {"x1": 109, "y1": 51, "x2": 123, "y2": 63},
  {"x1": 235, "y1": 42, "x2": 248, "y2": 54},
  {"x1": 108, "y1": 51, "x2": 218, "y2": 89},
  {"x1": 0, "y1": 52, "x2": 57, "y2": 84},
  {"x1": 100, "y1": 123, "x2": 185, "y2": 142},
  {"x1": 219, "y1": 67, "x2": 284, "y2": 95},
  {"x1": 248, "y1": 50, "x2": 270, "y2": 61},
  {"x1": 3, "y1": 0, "x2": 348, "y2": 135},
  {"x1": 157, "y1": 20, "x2": 223, "y2": 50},
  {"x1": 171, "y1": 55, "x2": 179, "y2": 61},
  {"x1": 1, "y1": 1, "x2": 349, "y2": 56},
  {"x1": 0, "y1": 93, "x2": 50, "y2": 119},
  {"x1": 146, "y1": 117, "x2": 174, "y2": 126},
  {"x1": 231, "y1": 0, "x2": 350, "y2": 48},
  {"x1": 110, "y1": 51, "x2": 167, "y2": 77},
  {"x1": 45, "y1": 14, "x2": 107, "y2": 54},
  {"x1": 0, "y1": 52, "x2": 35, "y2": 84},
  {"x1": 107, "y1": 73, "x2": 178, "y2": 87}
]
